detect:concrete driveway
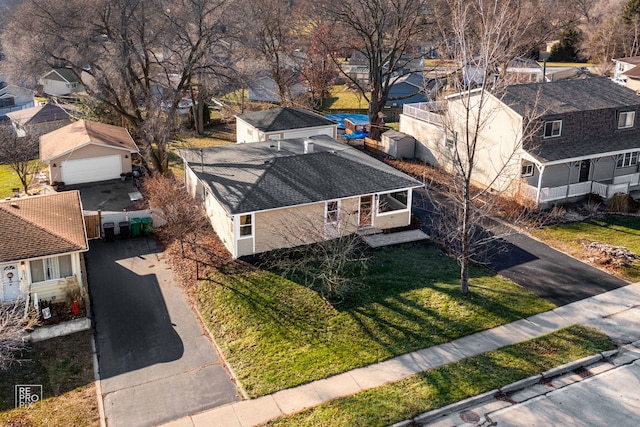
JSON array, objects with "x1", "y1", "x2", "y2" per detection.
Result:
[{"x1": 86, "y1": 237, "x2": 239, "y2": 427}]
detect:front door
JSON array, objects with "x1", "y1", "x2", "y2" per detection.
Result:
[
  {"x1": 579, "y1": 160, "x2": 591, "y2": 182},
  {"x1": 1, "y1": 264, "x2": 20, "y2": 302},
  {"x1": 359, "y1": 195, "x2": 373, "y2": 227}
]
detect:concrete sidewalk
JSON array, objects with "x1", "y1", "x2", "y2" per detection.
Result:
[{"x1": 160, "y1": 282, "x2": 640, "y2": 427}]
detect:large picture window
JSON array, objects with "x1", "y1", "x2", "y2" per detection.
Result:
[
  {"x1": 617, "y1": 152, "x2": 639, "y2": 168},
  {"x1": 30, "y1": 255, "x2": 73, "y2": 283},
  {"x1": 543, "y1": 120, "x2": 562, "y2": 138},
  {"x1": 378, "y1": 190, "x2": 409, "y2": 214}
]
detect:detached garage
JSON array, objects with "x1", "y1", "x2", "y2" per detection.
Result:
[
  {"x1": 40, "y1": 120, "x2": 139, "y2": 185},
  {"x1": 235, "y1": 107, "x2": 338, "y2": 143}
]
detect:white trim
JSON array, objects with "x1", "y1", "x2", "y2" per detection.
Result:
[
  {"x1": 543, "y1": 120, "x2": 562, "y2": 138},
  {"x1": 376, "y1": 189, "x2": 411, "y2": 216},
  {"x1": 618, "y1": 111, "x2": 635, "y2": 129}
]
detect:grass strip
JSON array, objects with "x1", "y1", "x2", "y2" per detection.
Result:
[
  {"x1": 198, "y1": 243, "x2": 554, "y2": 397},
  {"x1": 265, "y1": 325, "x2": 614, "y2": 427}
]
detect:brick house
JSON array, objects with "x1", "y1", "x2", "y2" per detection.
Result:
[{"x1": 399, "y1": 77, "x2": 640, "y2": 208}]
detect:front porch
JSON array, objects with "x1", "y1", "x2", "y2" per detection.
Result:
[{"x1": 527, "y1": 171, "x2": 640, "y2": 205}]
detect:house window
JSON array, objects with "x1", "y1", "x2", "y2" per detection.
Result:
[
  {"x1": 617, "y1": 152, "x2": 639, "y2": 168},
  {"x1": 618, "y1": 111, "x2": 635, "y2": 129},
  {"x1": 543, "y1": 120, "x2": 562, "y2": 138},
  {"x1": 0, "y1": 96, "x2": 16, "y2": 108},
  {"x1": 521, "y1": 163, "x2": 534, "y2": 177},
  {"x1": 444, "y1": 132, "x2": 457, "y2": 148},
  {"x1": 30, "y1": 255, "x2": 73, "y2": 283},
  {"x1": 326, "y1": 200, "x2": 339, "y2": 223},
  {"x1": 378, "y1": 190, "x2": 408, "y2": 214},
  {"x1": 239, "y1": 215, "x2": 252, "y2": 237}
]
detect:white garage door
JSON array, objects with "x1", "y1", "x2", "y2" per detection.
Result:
[
  {"x1": 283, "y1": 128, "x2": 333, "y2": 139},
  {"x1": 61, "y1": 155, "x2": 122, "y2": 185}
]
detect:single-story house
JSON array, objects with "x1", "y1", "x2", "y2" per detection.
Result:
[
  {"x1": 0, "y1": 84, "x2": 35, "y2": 118},
  {"x1": 400, "y1": 77, "x2": 640, "y2": 208},
  {"x1": 236, "y1": 107, "x2": 338, "y2": 143},
  {"x1": 6, "y1": 103, "x2": 74, "y2": 137},
  {"x1": 40, "y1": 68, "x2": 85, "y2": 97},
  {"x1": 40, "y1": 119, "x2": 139, "y2": 185},
  {"x1": 180, "y1": 136, "x2": 423, "y2": 258},
  {"x1": 0, "y1": 191, "x2": 89, "y2": 303}
]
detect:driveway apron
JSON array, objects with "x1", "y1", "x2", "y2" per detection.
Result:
[
  {"x1": 412, "y1": 189, "x2": 628, "y2": 306},
  {"x1": 87, "y1": 238, "x2": 239, "y2": 427}
]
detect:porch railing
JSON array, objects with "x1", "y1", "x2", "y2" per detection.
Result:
[
  {"x1": 530, "y1": 180, "x2": 632, "y2": 204},
  {"x1": 402, "y1": 102, "x2": 446, "y2": 127},
  {"x1": 613, "y1": 172, "x2": 640, "y2": 187}
]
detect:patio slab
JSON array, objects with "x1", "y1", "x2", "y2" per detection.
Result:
[{"x1": 362, "y1": 229, "x2": 429, "y2": 248}]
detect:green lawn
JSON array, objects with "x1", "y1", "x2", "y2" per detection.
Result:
[
  {"x1": 0, "y1": 164, "x2": 22, "y2": 198},
  {"x1": 198, "y1": 243, "x2": 555, "y2": 397},
  {"x1": 0, "y1": 330, "x2": 99, "y2": 426},
  {"x1": 531, "y1": 215, "x2": 640, "y2": 282},
  {"x1": 265, "y1": 325, "x2": 614, "y2": 427},
  {"x1": 321, "y1": 85, "x2": 370, "y2": 110}
]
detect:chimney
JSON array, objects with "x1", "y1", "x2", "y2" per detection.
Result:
[{"x1": 303, "y1": 138, "x2": 314, "y2": 154}]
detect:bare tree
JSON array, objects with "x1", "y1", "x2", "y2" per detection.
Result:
[
  {"x1": 262, "y1": 208, "x2": 370, "y2": 303},
  {"x1": 0, "y1": 0, "x2": 237, "y2": 174},
  {"x1": 314, "y1": 0, "x2": 432, "y2": 140},
  {"x1": 0, "y1": 127, "x2": 39, "y2": 194},
  {"x1": 423, "y1": 0, "x2": 545, "y2": 294},
  {"x1": 1, "y1": 300, "x2": 39, "y2": 370}
]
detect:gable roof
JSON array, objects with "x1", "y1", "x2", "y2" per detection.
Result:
[
  {"x1": 613, "y1": 56, "x2": 640, "y2": 66},
  {"x1": 526, "y1": 131, "x2": 640, "y2": 164},
  {"x1": 42, "y1": 68, "x2": 78, "y2": 83},
  {"x1": 180, "y1": 136, "x2": 422, "y2": 215},
  {"x1": 0, "y1": 84, "x2": 34, "y2": 98},
  {"x1": 0, "y1": 191, "x2": 88, "y2": 263},
  {"x1": 622, "y1": 66, "x2": 640, "y2": 79},
  {"x1": 40, "y1": 119, "x2": 138, "y2": 161},
  {"x1": 236, "y1": 107, "x2": 337, "y2": 133},
  {"x1": 498, "y1": 77, "x2": 640, "y2": 117},
  {"x1": 6, "y1": 103, "x2": 73, "y2": 126},
  {"x1": 391, "y1": 73, "x2": 428, "y2": 88}
]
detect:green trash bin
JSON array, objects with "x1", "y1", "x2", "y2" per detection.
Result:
[
  {"x1": 141, "y1": 217, "x2": 153, "y2": 235},
  {"x1": 130, "y1": 217, "x2": 142, "y2": 237}
]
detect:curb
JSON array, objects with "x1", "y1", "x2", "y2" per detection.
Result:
[
  {"x1": 412, "y1": 389, "x2": 498, "y2": 425},
  {"x1": 406, "y1": 349, "x2": 618, "y2": 426},
  {"x1": 541, "y1": 354, "x2": 603, "y2": 379},
  {"x1": 91, "y1": 335, "x2": 107, "y2": 427}
]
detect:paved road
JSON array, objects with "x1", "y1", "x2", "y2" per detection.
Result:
[
  {"x1": 412, "y1": 189, "x2": 628, "y2": 306},
  {"x1": 87, "y1": 238, "x2": 239, "y2": 427},
  {"x1": 485, "y1": 362, "x2": 640, "y2": 427}
]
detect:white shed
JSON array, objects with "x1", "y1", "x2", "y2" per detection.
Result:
[{"x1": 381, "y1": 130, "x2": 416, "y2": 159}]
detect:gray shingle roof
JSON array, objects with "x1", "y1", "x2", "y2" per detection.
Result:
[
  {"x1": 526, "y1": 132, "x2": 640, "y2": 163},
  {"x1": 6, "y1": 103, "x2": 73, "y2": 126},
  {"x1": 499, "y1": 77, "x2": 640, "y2": 117},
  {"x1": 236, "y1": 107, "x2": 337, "y2": 132},
  {"x1": 180, "y1": 136, "x2": 422, "y2": 215}
]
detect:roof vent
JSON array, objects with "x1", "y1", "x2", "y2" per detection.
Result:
[
  {"x1": 10, "y1": 202, "x2": 19, "y2": 209},
  {"x1": 303, "y1": 138, "x2": 314, "y2": 154}
]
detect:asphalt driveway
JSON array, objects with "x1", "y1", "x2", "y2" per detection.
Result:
[
  {"x1": 412, "y1": 189, "x2": 628, "y2": 306},
  {"x1": 87, "y1": 237, "x2": 239, "y2": 427}
]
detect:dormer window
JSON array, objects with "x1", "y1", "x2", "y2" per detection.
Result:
[
  {"x1": 543, "y1": 120, "x2": 562, "y2": 138},
  {"x1": 618, "y1": 111, "x2": 635, "y2": 129}
]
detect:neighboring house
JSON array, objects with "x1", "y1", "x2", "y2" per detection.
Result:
[
  {"x1": 0, "y1": 191, "x2": 88, "y2": 303},
  {"x1": 247, "y1": 72, "x2": 307, "y2": 104},
  {"x1": 0, "y1": 84, "x2": 35, "y2": 117},
  {"x1": 399, "y1": 77, "x2": 640, "y2": 208},
  {"x1": 386, "y1": 73, "x2": 443, "y2": 107},
  {"x1": 180, "y1": 136, "x2": 423, "y2": 258},
  {"x1": 40, "y1": 119, "x2": 139, "y2": 185},
  {"x1": 40, "y1": 68, "x2": 85, "y2": 97},
  {"x1": 236, "y1": 107, "x2": 338, "y2": 143},
  {"x1": 612, "y1": 56, "x2": 640, "y2": 91},
  {"x1": 6, "y1": 103, "x2": 74, "y2": 137}
]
